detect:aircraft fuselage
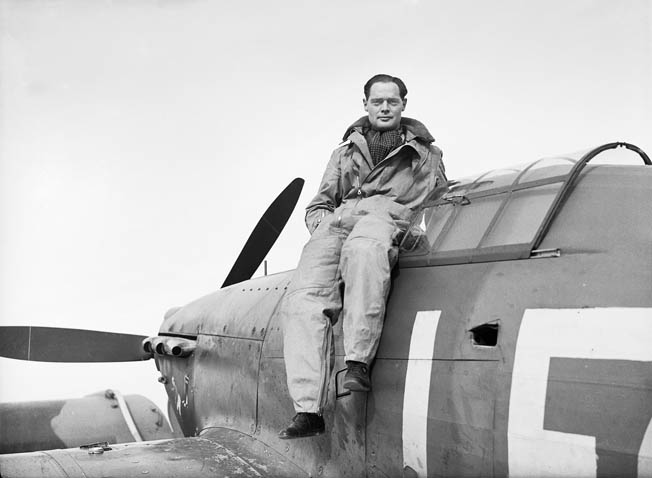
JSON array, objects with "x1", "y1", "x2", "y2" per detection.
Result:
[{"x1": 156, "y1": 162, "x2": 652, "y2": 477}]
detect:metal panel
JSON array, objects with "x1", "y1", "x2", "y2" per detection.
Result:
[
  {"x1": 0, "y1": 430, "x2": 308, "y2": 478},
  {"x1": 426, "y1": 361, "x2": 496, "y2": 477},
  {"x1": 157, "y1": 354, "x2": 196, "y2": 437},
  {"x1": 192, "y1": 335, "x2": 261, "y2": 434},
  {"x1": 366, "y1": 360, "x2": 496, "y2": 477},
  {"x1": 544, "y1": 358, "x2": 652, "y2": 477},
  {"x1": 157, "y1": 335, "x2": 262, "y2": 437},
  {"x1": 256, "y1": 354, "x2": 367, "y2": 478},
  {"x1": 259, "y1": 307, "x2": 364, "y2": 477},
  {"x1": 378, "y1": 262, "x2": 503, "y2": 361},
  {"x1": 160, "y1": 272, "x2": 290, "y2": 339}
]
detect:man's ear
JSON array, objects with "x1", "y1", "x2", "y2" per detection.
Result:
[
  {"x1": 402, "y1": 98, "x2": 407, "y2": 111},
  {"x1": 363, "y1": 97, "x2": 368, "y2": 112}
]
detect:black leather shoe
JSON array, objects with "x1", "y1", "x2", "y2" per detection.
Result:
[
  {"x1": 278, "y1": 413, "x2": 325, "y2": 439},
  {"x1": 343, "y1": 361, "x2": 371, "y2": 392}
]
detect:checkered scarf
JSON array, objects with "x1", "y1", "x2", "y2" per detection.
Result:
[{"x1": 366, "y1": 128, "x2": 404, "y2": 166}]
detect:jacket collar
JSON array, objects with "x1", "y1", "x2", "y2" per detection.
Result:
[
  {"x1": 345, "y1": 117, "x2": 433, "y2": 173},
  {"x1": 342, "y1": 116, "x2": 435, "y2": 144}
]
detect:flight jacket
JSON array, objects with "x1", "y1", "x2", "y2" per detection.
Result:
[{"x1": 305, "y1": 116, "x2": 447, "y2": 236}]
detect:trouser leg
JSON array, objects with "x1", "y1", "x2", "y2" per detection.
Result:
[
  {"x1": 281, "y1": 222, "x2": 344, "y2": 413},
  {"x1": 340, "y1": 214, "x2": 398, "y2": 364}
]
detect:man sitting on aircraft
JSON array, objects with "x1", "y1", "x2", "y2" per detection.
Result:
[{"x1": 279, "y1": 74, "x2": 447, "y2": 439}]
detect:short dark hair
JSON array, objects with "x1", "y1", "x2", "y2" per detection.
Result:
[{"x1": 364, "y1": 74, "x2": 408, "y2": 100}]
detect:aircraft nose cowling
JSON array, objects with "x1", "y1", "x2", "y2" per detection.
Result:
[
  {"x1": 164, "y1": 306, "x2": 182, "y2": 320},
  {"x1": 157, "y1": 272, "x2": 293, "y2": 340}
]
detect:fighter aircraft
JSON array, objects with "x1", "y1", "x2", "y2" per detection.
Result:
[{"x1": 1, "y1": 142, "x2": 651, "y2": 477}]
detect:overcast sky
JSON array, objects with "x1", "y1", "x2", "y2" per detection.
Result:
[{"x1": 1, "y1": 0, "x2": 650, "y2": 417}]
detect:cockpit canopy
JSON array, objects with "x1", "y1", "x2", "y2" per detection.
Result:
[{"x1": 400, "y1": 142, "x2": 651, "y2": 266}]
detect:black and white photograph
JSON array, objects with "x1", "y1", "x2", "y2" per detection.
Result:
[{"x1": 1, "y1": 1, "x2": 651, "y2": 476}]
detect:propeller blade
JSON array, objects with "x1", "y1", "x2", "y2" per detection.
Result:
[
  {"x1": 0, "y1": 326, "x2": 151, "y2": 362},
  {"x1": 221, "y1": 177, "x2": 304, "y2": 288}
]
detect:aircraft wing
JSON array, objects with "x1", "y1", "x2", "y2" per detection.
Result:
[{"x1": 0, "y1": 428, "x2": 308, "y2": 478}]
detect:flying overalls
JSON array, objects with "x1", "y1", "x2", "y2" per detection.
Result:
[{"x1": 281, "y1": 117, "x2": 446, "y2": 413}]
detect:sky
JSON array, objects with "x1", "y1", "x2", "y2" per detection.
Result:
[{"x1": 1, "y1": 0, "x2": 651, "y2": 419}]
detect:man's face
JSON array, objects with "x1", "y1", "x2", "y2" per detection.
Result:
[{"x1": 363, "y1": 81, "x2": 406, "y2": 131}]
